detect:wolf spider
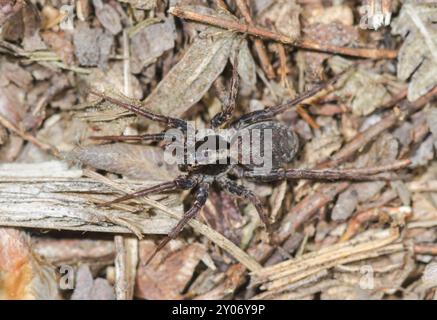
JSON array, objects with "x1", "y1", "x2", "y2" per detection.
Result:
[{"x1": 90, "y1": 63, "x2": 408, "y2": 264}]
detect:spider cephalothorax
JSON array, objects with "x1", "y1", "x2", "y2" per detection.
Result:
[{"x1": 89, "y1": 63, "x2": 409, "y2": 263}]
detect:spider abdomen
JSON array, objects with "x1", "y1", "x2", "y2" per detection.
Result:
[{"x1": 237, "y1": 121, "x2": 299, "y2": 171}]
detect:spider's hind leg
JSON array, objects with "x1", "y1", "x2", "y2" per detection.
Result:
[{"x1": 243, "y1": 159, "x2": 411, "y2": 182}]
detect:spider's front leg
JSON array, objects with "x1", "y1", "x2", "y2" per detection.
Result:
[
  {"x1": 145, "y1": 182, "x2": 211, "y2": 265},
  {"x1": 210, "y1": 57, "x2": 240, "y2": 129},
  {"x1": 243, "y1": 159, "x2": 411, "y2": 182},
  {"x1": 229, "y1": 73, "x2": 343, "y2": 129},
  {"x1": 217, "y1": 177, "x2": 271, "y2": 233},
  {"x1": 99, "y1": 175, "x2": 199, "y2": 207},
  {"x1": 90, "y1": 132, "x2": 167, "y2": 142},
  {"x1": 89, "y1": 90, "x2": 188, "y2": 131}
]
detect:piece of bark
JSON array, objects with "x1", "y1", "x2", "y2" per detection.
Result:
[
  {"x1": 143, "y1": 28, "x2": 236, "y2": 117},
  {"x1": 0, "y1": 162, "x2": 183, "y2": 236}
]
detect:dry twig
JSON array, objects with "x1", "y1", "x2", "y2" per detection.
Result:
[{"x1": 169, "y1": 6, "x2": 398, "y2": 59}]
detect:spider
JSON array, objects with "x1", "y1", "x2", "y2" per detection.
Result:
[{"x1": 89, "y1": 62, "x2": 409, "y2": 264}]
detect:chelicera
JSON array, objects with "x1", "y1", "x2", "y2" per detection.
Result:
[{"x1": 89, "y1": 62, "x2": 408, "y2": 264}]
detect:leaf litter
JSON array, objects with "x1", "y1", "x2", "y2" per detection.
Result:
[{"x1": 0, "y1": 0, "x2": 436, "y2": 301}]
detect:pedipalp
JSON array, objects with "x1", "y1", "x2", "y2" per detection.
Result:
[{"x1": 211, "y1": 56, "x2": 240, "y2": 129}]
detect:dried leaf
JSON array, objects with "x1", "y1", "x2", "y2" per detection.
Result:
[
  {"x1": 300, "y1": 23, "x2": 358, "y2": 83},
  {"x1": 92, "y1": 0, "x2": 122, "y2": 35},
  {"x1": 144, "y1": 28, "x2": 236, "y2": 117},
  {"x1": 393, "y1": 121, "x2": 414, "y2": 147},
  {"x1": 194, "y1": 264, "x2": 246, "y2": 300},
  {"x1": 1, "y1": 8, "x2": 23, "y2": 41},
  {"x1": 68, "y1": 143, "x2": 179, "y2": 181},
  {"x1": 250, "y1": 0, "x2": 274, "y2": 16},
  {"x1": 2, "y1": 1, "x2": 40, "y2": 41},
  {"x1": 410, "y1": 163, "x2": 437, "y2": 221},
  {"x1": 392, "y1": 180, "x2": 411, "y2": 207},
  {"x1": 135, "y1": 240, "x2": 206, "y2": 300},
  {"x1": 331, "y1": 188, "x2": 358, "y2": 221},
  {"x1": 0, "y1": 0, "x2": 23, "y2": 26},
  {"x1": 422, "y1": 262, "x2": 437, "y2": 288},
  {"x1": 118, "y1": 0, "x2": 156, "y2": 10},
  {"x1": 71, "y1": 264, "x2": 115, "y2": 300},
  {"x1": 411, "y1": 135, "x2": 435, "y2": 167},
  {"x1": 0, "y1": 85, "x2": 25, "y2": 127},
  {"x1": 333, "y1": 134, "x2": 399, "y2": 220},
  {"x1": 305, "y1": 5, "x2": 354, "y2": 26},
  {"x1": 335, "y1": 65, "x2": 390, "y2": 116},
  {"x1": 0, "y1": 59, "x2": 31, "y2": 126},
  {"x1": 41, "y1": 31, "x2": 74, "y2": 65},
  {"x1": 73, "y1": 21, "x2": 113, "y2": 68},
  {"x1": 203, "y1": 191, "x2": 244, "y2": 246},
  {"x1": 259, "y1": 0, "x2": 301, "y2": 40},
  {"x1": 230, "y1": 38, "x2": 256, "y2": 86},
  {"x1": 130, "y1": 18, "x2": 176, "y2": 74},
  {"x1": 303, "y1": 118, "x2": 342, "y2": 164},
  {"x1": 86, "y1": 62, "x2": 143, "y2": 100},
  {"x1": 392, "y1": 4, "x2": 437, "y2": 101},
  {"x1": 412, "y1": 191, "x2": 437, "y2": 219},
  {"x1": 349, "y1": 79, "x2": 389, "y2": 116},
  {"x1": 354, "y1": 133, "x2": 398, "y2": 185}
]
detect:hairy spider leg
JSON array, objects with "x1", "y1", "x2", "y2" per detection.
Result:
[
  {"x1": 145, "y1": 182, "x2": 210, "y2": 265},
  {"x1": 89, "y1": 90, "x2": 188, "y2": 131},
  {"x1": 217, "y1": 177, "x2": 271, "y2": 233},
  {"x1": 99, "y1": 175, "x2": 199, "y2": 207},
  {"x1": 211, "y1": 57, "x2": 240, "y2": 129},
  {"x1": 229, "y1": 72, "x2": 344, "y2": 129},
  {"x1": 90, "y1": 132, "x2": 167, "y2": 142},
  {"x1": 243, "y1": 159, "x2": 411, "y2": 182}
]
